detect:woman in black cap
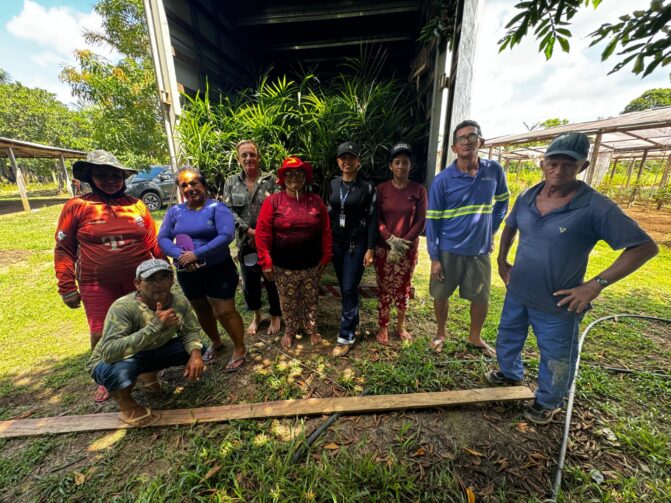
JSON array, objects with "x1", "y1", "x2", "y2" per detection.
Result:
[
  {"x1": 374, "y1": 143, "x2": 427, "y2": 344},
  {"x1": 54, "y1": 150, "x2": 163, "y2": 402},
  {"x1": 328, "y1": 142, "x2": 377, "y2": 357}
]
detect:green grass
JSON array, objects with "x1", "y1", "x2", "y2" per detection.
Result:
[{"x1": 0, "y1": 201, "x2": 670, "y2": 502}]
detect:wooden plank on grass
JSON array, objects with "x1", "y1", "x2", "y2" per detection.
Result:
[{"x1": 0, "y1": 386, "x2": 534, "y2": 438}]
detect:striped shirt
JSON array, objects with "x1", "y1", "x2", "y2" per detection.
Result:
[{"x1": 426, "y1": 158, "x2": 509, "y2": 258}]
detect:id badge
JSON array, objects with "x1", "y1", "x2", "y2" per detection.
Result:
[{"x1": 339, "y1": 213, "x2": 346, "y2": 228}]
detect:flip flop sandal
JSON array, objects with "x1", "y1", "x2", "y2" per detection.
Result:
[
  {"x1": 430, "y1": 338, "x2": 445, "y2": 353},
  {"x1": 119, "y1": 407, "x2": 160, "y2": 428},
  {"x1": 202, "y1": 345, "x2": 224, "y2": 363},
  {"x1": 93, "y1": 385, "x2": 110, "y2": 403},
  {"x1": 225, "y1": 355, "x2": 246, "y2": 372}
]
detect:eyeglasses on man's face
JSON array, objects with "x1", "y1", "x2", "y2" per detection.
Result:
[{"x1": 454, "y1": 132, "x2": 482, "y2": 145}]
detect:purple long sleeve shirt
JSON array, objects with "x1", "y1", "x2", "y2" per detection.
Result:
[{"x1": 158, "y1": 199, "x2": 235, "y2": 267}]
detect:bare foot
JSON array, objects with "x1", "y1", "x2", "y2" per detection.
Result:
[
  {"x1": 246, "y1": 315, "x2": 262, "y2": 336},
  {"x1": 267, "y1": 315, "x2": 281, "y2": 335},
  {"x1": 309, "y1": 332, "x2": 322, "y2": 345},
  {"x1": 429, "y1": 337, "x2": 445, "y2": 353},
  {"x1": 376, "y1": 327, "x2": 389, "y2": 344},
  {"x1": 467, "y1": 339, "x2": 496, "y2": 358},
  {"x1": 281, "y1": 334, "x2": 294, "y2": 348},
  {"x1": 396, "y1": 328, "x2": 413, "y2": 341},
  {"x1": 119, "y1": 406, "x2": 160, "y2": 428}
]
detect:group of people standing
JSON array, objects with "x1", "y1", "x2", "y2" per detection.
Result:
[{"x1": 54, "y1": 119, "x2": 657, "y2": 427}]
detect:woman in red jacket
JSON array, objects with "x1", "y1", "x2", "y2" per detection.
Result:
[
  {"x1": 54, "y1": 150, "x2": 163, "y2": 401},
  {"x1": 255, "y1": 157, "x2": 333, "y2": 348}
]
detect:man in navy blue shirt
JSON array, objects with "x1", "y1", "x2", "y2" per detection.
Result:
[
  {"x1": 427, "y1": 120, "x2": 509, "y2": 357},
  {"x1": 487, "y1": 132, "x2": 658, "y2": 425}
]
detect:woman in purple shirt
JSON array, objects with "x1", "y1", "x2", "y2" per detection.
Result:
[{"x1": 158, "y1": 168, "x2": 246, "y2": 370}]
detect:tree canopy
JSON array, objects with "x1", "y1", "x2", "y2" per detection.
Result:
[
  {"x1": 499, "y1": 0, "x2": 671, "y2": 77},
  {"x1": 623, "y1": 88, "x2": 671, "y2": 113},
  {"x1": 60, "y1": 0, "x2": 166, "y2": 168}
]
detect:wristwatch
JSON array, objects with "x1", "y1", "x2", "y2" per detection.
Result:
[{"x1": 594, "y1": 276, "x2": 609, "y2": 288}]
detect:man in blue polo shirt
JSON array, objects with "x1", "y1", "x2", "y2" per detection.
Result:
[
  {"x1": 427, "y1": 120, "x2": 509, "y2": 356},
  {"x1": 487, "y1": 132, "x2": 658, "y2": 425}
]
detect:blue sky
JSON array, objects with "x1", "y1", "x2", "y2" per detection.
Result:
[{"x1": 1, "y1": 0, "x2": 669, "y2": 137}]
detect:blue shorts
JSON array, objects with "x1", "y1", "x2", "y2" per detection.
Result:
[
  {"x1": 91, "y1": 338, "x2": 201, "y2": 392},
  {"x1": 176, "y1": 256, "x2": 239, "y2": 300}
]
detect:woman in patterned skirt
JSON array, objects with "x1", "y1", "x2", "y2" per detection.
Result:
[
  {"x1": 255, "y1": 157, "x2": 333, "y2": 348},
  {"x1": 374, "y1": 143, "x2": 427, "y2": 343}
]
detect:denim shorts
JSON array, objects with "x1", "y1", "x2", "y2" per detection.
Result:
[
  {"x1": 91, "y1": 338, "x2": 196, "y2": 392},
  {"x1": 176, "y1": 256, "x2": 239, "y2": 301}
]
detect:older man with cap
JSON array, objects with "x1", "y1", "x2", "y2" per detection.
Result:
[
  {"x1": 87, "y1": 259, "x2": 205, "y2": 427},
  {"x1": 487, "y1": 132, "x2": 658, "y2": 425},
  {"x1": 55, "y1": 150, "x2": 164, "y2": 403}
]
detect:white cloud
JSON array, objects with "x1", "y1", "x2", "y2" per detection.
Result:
[
  {"x1": 6, "y1": 0, "x2": 118, "y2": 61},
  {"x1": 472, "y1": 0, "x2": 670, "y2": 138}
]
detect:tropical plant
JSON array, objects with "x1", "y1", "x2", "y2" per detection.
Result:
[
  {"x1": 177, "y1": 63, "x2": 429, "y2": 197},
  {"x1": 623, "y1": 88, "x2": 671, "y2": 113}
]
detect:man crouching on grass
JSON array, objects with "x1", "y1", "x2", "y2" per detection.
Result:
[{"x1": 87, "y1": 259, "x2": 205, "y2": 427}]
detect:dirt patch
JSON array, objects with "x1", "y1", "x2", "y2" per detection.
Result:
[
  {"x1": 0, "y1": 250, "x2": 32, "y2": 270},
  {"x1": 622, "y1": 205, "x2": 671, "y2": 247}
]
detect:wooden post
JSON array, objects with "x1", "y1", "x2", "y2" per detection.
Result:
[
  {"x1": 586, "y1": 132, "x2": 602, "y2": 185},
  {"x1": 59, "y1": 154, "x2": 73, "y2": 197},
  {"x1": 625, "y1": 158, "x2": 635, "y2": 188},
  {"x1": 504, "y1": 160, "x2": 510, "y2": 174},
  {"x1": 487, "y1": 146, "x2": 493, "y2": 159},
  {"x1": 634, "y1": 149, "x2": 649, "y2": 184},
  {"x1": 497, "y1": 147, "x2": 502, "y2": 162},
  {"x1": 6, "y1": 147, "x2": 30, "y2": 212},
  {"x1": 608, "y1": 157, "x2": 619, "y2": 182},
  {"x1": 659, "y1": 153, "x2": 671, "y2": 188}
]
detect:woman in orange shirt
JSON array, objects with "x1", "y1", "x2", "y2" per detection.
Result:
[{"x1": 54, "y1": 150, "x2": 163, "y2": 401}]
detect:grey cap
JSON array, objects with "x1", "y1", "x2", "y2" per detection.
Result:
[
  {"x1": 390, "y1": 142, "x2": 413, "y2": 160},
  {"x1": 336, "y1": 141, "x2": 360, "y2": 158},
  {"x1": 545, "y1": 132, "x2": 590, "y2": 161},
  {"x1": 73, "y1": 150, "x2": 137, "y2": 183},
  {"x1": 136, "y1": 259, "x2": 172, "y2": 279}
]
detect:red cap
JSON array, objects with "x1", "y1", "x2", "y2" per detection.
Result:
[{"x1": 277, "y1": 156, "x2": 313, "y2": 187}]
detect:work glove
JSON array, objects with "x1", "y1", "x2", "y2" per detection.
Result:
[
  {"x1": 387, "y1": 249, "x2": 402, "y2": 264},
  {"x1": 386, "y1": 235, "x2": 412, "y2": 254}
]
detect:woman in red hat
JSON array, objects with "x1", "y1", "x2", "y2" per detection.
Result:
[{"x1": 255, "y1": 157, "x2": 333, "y2": 348}]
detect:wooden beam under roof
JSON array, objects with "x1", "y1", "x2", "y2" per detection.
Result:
[
  {"x1": 237, "y1": 1, "x2": 421, "y2": 26},
  {"x1": 268, "y1": 34, "x2": 413, "y2": 52}
]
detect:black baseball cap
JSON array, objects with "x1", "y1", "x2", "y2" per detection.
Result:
[
  {"x1": 390, "y1": 143, "x2": 413, "y2": 161},
  {"x1": 545, "y1": 132, "x2": 590, "y2": 161},
  {"x1": 336, "y1": 141, "x2": 360, "y2": 158}
]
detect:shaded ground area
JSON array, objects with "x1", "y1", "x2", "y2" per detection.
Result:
[
  {"x1": 0, "y1": 197, "x2": 69, "y2": 216},
  {"x1": 0, "y1": 204, "x2": 669, "y2": 502}
]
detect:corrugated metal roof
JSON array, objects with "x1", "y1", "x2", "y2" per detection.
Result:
[
  {"x1": 484, "y1": 107, "x2": 671, "y2": 161},
  {"x1": 0, "y1": 137, "x2": 86, "y2": 159}
]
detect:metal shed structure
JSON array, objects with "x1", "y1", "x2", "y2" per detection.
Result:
[
  {"x1": 143, "y1": 0, "x2": 483, "y2": 184},
  {"x1": 0, "y1": 137, "x2": 86, "y2": 213},
  {"x1": 482, "y1": 107, "x2": 671, "y2": 189}
]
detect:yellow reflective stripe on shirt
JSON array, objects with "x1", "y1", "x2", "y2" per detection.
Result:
[
  {"x1": 426, "y1": 203, "x2": 493, "y2": 219},
  {"x1": 494, "y1": 191, "x2": 510, "y2": 202}
]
